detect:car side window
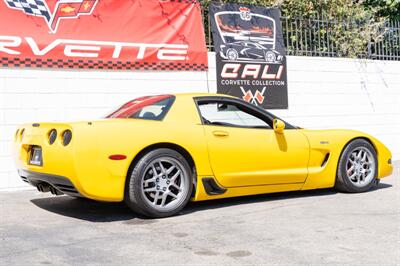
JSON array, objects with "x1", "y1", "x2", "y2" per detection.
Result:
[
  {"x1": 129, "y1": 98, "x2": 172, "y2": 120},
  {"x1": 106, "y1": 96, "x2": 174, "y2": 120},
  {"x1": 198, "y1": 102, "x2": 270, "y2": 129}
]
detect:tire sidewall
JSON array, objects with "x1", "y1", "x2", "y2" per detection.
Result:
[
  {"x1": 337, "y1": 139, "x2": 378, "y2": 193},
  {"x1": 126, "y1": 148, "x2": 193, "y2": 218}
]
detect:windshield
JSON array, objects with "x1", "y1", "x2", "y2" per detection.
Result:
[{"x1": 106, "y1": 95, "x2": 175, "y2": 120}]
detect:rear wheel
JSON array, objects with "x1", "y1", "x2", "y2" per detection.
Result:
[
  {"x1": 125, "y1": 148, "x2": 193, "y2": 218},
  {"x1": 335, "y1": 139, "x2": 378, "y2": 193},
  {"x1": 226, "y1": 48, "x2": 238, "y2": 61}
]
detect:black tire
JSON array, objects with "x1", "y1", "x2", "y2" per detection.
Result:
[
  {"x1": 124, "y1": 148, "x2": 193, "y2": 218},
  {"x1": 335, "y1": 139, "x2": 378, "y2": 193}
]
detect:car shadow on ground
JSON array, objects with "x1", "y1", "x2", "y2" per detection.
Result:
[
  {"x1": 30, "y1": 182, "x2": 392, "y2": 222},
  {"x1": 31, "y1": 196, "x2": 138, "y2": 222},
  {"x1": 183, "y1": 182, "x2": 392, "y2": 215}
]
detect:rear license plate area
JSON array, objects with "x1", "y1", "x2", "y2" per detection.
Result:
[{"x1": 29, "y1": 146, "x2": 43, "y2": 166}]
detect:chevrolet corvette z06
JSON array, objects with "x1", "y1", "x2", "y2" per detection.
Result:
[{"x1": 14, "y1": 93, "x2": 393, "y2": 218}]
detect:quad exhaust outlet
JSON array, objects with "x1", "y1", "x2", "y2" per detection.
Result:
[{"x1": 36, "y1": 183, "x2": 63, "y2": 195}]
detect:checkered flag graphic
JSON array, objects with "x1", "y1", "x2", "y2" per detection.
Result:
[{"x1": 4, "y1": 0, "x2": 51, "y2": 22}]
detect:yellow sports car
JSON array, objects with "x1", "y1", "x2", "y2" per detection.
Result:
[{"x1": 14, "y1": 93, "x2": 393, "y2": 218}]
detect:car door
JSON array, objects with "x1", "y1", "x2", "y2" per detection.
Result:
[
  {"x1": 245, "y1": 42, "x2": 263, "y2": 59},
  {"x1": 196, "y1": 97, "x2": 309, "y2": 187}
]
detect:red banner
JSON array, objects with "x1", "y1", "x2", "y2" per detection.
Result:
[{"x1": 0, "y1": 0, "x2": 208, "y2": 71}]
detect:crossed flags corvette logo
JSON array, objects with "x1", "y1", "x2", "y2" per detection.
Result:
[
  {"x1": 240, "y1": 86, "x2": 266, "y2": 106},
  {"x1": 0, "y1": 0, "x2": 209, "y2": 71},
  {"x1": 3, "y1": 0, "x2": 98, "y2": 33}
]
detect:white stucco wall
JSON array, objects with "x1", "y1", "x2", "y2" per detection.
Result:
[{"x1": 1, "y1": 53, "x2": 399, "y2": 189}]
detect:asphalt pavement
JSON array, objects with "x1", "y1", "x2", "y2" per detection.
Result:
[{"x1": 1, "y1": 162, "x2": 399, "y2": 265}]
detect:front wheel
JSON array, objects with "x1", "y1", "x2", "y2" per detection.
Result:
[
  {"x1": 335, "y1": 139, "x2": 378, "y2": 193},
  {"x1": 125, "y1": 148, "x2": 193, "y2": 218},
  {"x1": 264, "y1": 51, "x2": 276, "y2": 62}
]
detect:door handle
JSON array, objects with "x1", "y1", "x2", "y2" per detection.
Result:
[{"x1": 212, "y1": 130, "x2": 229, "y2": 137}]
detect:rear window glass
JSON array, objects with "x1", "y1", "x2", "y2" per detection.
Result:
[{"x1": 106, "y1": 95, "x2": 175, "y2": 120}]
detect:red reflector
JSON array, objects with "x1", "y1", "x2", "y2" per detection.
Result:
[{"x1": 108, "y1": 154, "x2": 127, "y2": 160}]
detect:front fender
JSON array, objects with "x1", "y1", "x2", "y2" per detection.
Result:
[{"x1": 300, "y1": 129, "x2": 393, "y2": 190}]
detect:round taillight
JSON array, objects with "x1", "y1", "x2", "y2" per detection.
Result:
[
  {"x1": 62, "y1": 130, "x2": 72, "y2": 146},
  {"x1": 48, "y1": 129, "x2": 57, "y2": 145}
]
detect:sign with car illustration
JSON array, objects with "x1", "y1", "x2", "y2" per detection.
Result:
[{"x1": 210, "y1": 3, "x2": 288, "y2": 109}]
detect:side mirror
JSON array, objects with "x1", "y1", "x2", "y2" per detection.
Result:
[{"x1": 273, "y1": 119, "x2": 285, "y2": 134}]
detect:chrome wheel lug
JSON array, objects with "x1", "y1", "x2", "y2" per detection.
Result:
[
  {"x1": 156, "y1": 178, "x2": 159, "y2": 182},
  {"x1": 166, "y1": 180, "x2": 170, "y2": 184},
  {"x1": 163, "y1": 187, "x2": 166, "y2": 191},
  {"x1": 156, "y1": 185, "x2": 160, "y2": 190},
  {"x1": 162, "y1": 175, "x2": 166, "y2": 179}
]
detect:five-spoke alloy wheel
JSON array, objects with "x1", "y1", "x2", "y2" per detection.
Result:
[
  {"x1": 336, "y1": 139, "x2": 378, "y2": 193},
  {"x1": 125, "y1": 148, "x2": 193, "y2": 218}
]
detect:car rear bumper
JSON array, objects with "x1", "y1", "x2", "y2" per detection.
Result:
[
  {"x1": 18, "y1": 169, "x2": 82, "y2": 197},
  {"x1": 14, "y1": 122, "x2": 126, "y2": 202}
]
